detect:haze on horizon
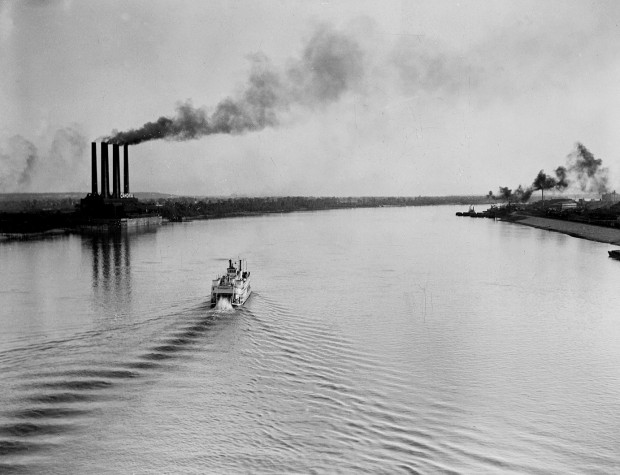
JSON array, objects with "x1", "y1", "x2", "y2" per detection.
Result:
[{"x1": 1, "y1": 0, "x2": 620, "y2": 197}]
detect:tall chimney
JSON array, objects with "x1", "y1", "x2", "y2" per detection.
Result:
[
  {"x1": 123, "y1": 144, "x2": 130, "y2": 194},
  {"x1": 112, "y1": 144, "x2": 120, "y2": 198},
  {"x1": 91, "y1": 142, "x2": 98, "y2": 195},
  {"x1": 101, "y1": 143, "x2": 109, "y2": 198}
]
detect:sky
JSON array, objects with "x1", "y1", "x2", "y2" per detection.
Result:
[{"x1": 1, "y1": 0, "x2": 620, "y2": 197}]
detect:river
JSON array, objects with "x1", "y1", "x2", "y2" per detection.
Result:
[{"x1": 1, "y1": 205, "x2": 619, "y2": 473}]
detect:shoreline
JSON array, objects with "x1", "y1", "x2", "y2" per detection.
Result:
[
  {"x1": 5, "y1": 207, "x2": 620, "y2": 247},
  {"x1": 1, "y1": 198, "x2": 485, "y2": 237},
  {"x1": 0, "y1": 228, "x2": 70, "y2": 242},
  {"x1": 507, "y1": 216, "x2": 620, "y2": 246}
]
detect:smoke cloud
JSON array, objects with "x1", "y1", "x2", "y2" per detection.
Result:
[
  {"x1": 106, "y1": 25, "x2": 366, "y2": 145},
  {"x1": 498, "y1": 186, "x2": 512, "y2": 200},
  {"x1": 105, "y1": 22, "x2": 474, "y2": 146},
  {"x1": 493, "y1": 142, "x2": 610, "y2": 202},
  {"x1": 391, "y1": 37, "x2": 476, "y2": 95},
  {"x1": 566, "y1": 143, "x2": 608, "y2": 193},
  {"x1": 532, "y1": 170, "x2": 557, "y2": 192},
  {"x1": 494, "y1": 184, "x2": 533, "y2": 203},
  {"x1": 514, "y1": 185, "x2": 533, "y2": 202},
  {"x1": 0, "y1": 135, "x2": 37, "y2": 192},
  {"x1": 531, "y1": 143, "x2": 609, "y2": 195},
  {"x1": 289, "y1": 24, "x2": 364, "y2": 104},
  {"x1": 554, "y1": 166, "x2": 568, "y2": 190},
  {"x1": 0, "y1": 126, "x2": 87, "y2": 192}
]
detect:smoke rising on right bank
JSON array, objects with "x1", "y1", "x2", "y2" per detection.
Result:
[{"x1": 493, "y1": 142, "x2": 610, "y2": 202}]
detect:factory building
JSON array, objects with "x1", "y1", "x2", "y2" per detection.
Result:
[
  {"x1": 80, "y1": 143, "x2": 161, "y2": 229},
  {"x1": 81, "y1": 142, "x2": 138, "y2": 217}
]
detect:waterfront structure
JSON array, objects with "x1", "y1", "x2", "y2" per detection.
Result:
[
  {"x1": 531, "y1": 198, "x2": 577, "y2": 212},
  {"x1": 544, "y1": 199, "x2": 578, "y2": 212},
  {"x1": 80, "y1": 142, "x2": 161, "y2": 230}
]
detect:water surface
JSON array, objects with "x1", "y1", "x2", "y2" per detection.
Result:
[{"x1": 1, "y1": 206, "x2": 619, "y2": 473}]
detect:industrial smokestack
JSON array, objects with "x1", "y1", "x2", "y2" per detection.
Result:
[
  {"x1": 91, "y1": 142, "x2": 98, "y2": 195},
  {"x1": 112, "y1": 144, "x2": 120, "y2": 198},
  {"x1": 100, "y1": 142, "x2": 109, "y2": 198},
  {"x1": 123, "y1": 144, "x2": 129, "y2": 194}
]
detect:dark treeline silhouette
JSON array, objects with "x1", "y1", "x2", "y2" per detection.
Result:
[
  {"x1": 150, "y1": 195, "x2": 495, "y2": 221},
  {"x1": 1, "y1": 194, "x2": 495, "y2": 234},
  {"x1": 0, "y1": 210, "x2": 78, "y2": 234}
]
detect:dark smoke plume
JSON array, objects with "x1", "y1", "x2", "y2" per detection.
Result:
[
  {"x1": 497, "y1": 185, "x2": 532, "y2": 203},
  {"x1": 498, "y1": 186, "x2": 512, "y2": 201},
  {"x1": 532, "y1": 170, "x2": 557, "y2": 191},
  {"x1": 493, "y1": 143, "x2": 610, "y2": 203},
  {"x1": 105, "y1": 25, "x2": 365, "y2": 146},
  {"x1": 514, "y1": 185, "x2": 533, "y2": 202},
  {"x1": 554, "y1": 166, "x2": 568, "y2": 190},
  {"x1": 532, "y1": 170, "x2": 558, "y2": 201},
  {"x1": 566, "y1": 143, "x2": 608, "y2": 192},
  {"x1": 530, "y1": 143, "x2": 609, "y2": 195}
]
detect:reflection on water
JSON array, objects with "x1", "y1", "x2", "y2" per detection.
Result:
[
  {"x1": 87, "y1": 232, "x2": 132, "y2": 309},
  {"x1": 81, "y1": 228, "x2": 159, "y2": 323}
]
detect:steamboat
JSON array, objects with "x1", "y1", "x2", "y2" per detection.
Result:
[{"x1": 210, "y1": 259, "x2": 252, "y2": 307}]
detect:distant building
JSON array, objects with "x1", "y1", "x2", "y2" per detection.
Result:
[
  {"x1": 543, "y1": 198, "x2": 578, "y2": 211},
  {"x1": 581, "y1": 199, "x2": 608, "y2": 211},
  {"x1": 602, "y1": 191, "x2": 620, "y2": 203}
]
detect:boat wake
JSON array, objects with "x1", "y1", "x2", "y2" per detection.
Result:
[{"x1": 214, "y1": 298, "x2": 234, "y2": 311}]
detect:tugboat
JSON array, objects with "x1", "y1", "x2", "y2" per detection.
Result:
[
  {"x1": 608, "y1": 250, "x2": 620, "y2": 260},
  {"x1": 456, "y1": 205, "x2": 476, "y2": 217},
  {"x1": 210, "y1": 259, "x2": 252, "y2": 307}
]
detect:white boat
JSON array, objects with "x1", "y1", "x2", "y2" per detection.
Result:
[{"x1": 210, "y1": 259, "x2": 252, "y2": 307}]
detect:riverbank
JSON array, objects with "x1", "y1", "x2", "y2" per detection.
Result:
[
  {"x1": 2, "y1": 195, "x2": 496, "y2": 235},
  {"x1": 508, "y1": 216, "x2": 620, "y2": 245}
]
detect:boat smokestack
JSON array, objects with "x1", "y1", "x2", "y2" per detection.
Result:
[
  {"x1": 123, "y1": 144, "x2": 130, "y2": 194},
  {"x1": 112, "y1": 144, "x2": 120, "y2": 198},
  {"x1": 91, "y1": 142, "x2": 98, "y2": 195},
  {"x1": 100, "y1": 142, "x2": 109, "y2": 198}
]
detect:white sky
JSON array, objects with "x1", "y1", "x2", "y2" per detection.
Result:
[{"x1": 1, "y1": 0, "x2": 619, "y2": 196}]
